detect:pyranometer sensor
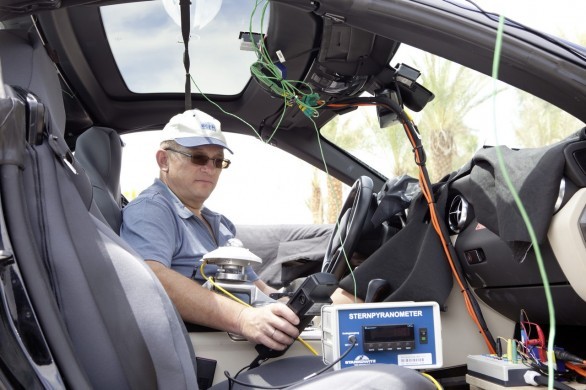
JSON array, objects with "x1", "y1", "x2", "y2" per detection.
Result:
[
  {"x1": 202, "y1": 239, "x2": 272, "y2": 308},
  {"x1": 203, "y1": 238, "x2": 262, "y2": 282}
]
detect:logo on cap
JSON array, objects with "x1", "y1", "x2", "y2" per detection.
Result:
[{"x1": 201, "y1": 122, "x2": 217, "y2": 131}]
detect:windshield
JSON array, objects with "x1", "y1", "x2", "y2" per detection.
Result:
[{"x1": 321, "y1": 0, "x2": 585, "y2": 182}]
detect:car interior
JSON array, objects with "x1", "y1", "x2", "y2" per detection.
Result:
[
  {"x1": 0, "y1": 0, "x2": 585, "y2": 389},
  {"x1": 0, "y1": 23, "x2": 439, "y2": 390}
]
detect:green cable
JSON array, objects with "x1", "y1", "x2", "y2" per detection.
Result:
[
  {"x1": 309, "y1": 116, "x2": 358, "y2": 302},
  {"x1": 190, "y1": 75, "x2": 259, "y2": 136},
  {"x1": 188, "y1": 0, "x2": 323, "y2": 145},
  {"x1": 192, "y1": 2, "x2": 351, "y2": 300},
  {"x1": 249, "y1": 0, "x2": 323, "y2": 120},
  {"x1": 250, "y1": 1, "x2": 354, "y2": 296},
  {"x1": 491, "y1": 15, "x2": 556, "y2": 388}
]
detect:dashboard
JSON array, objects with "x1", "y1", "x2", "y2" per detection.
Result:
[{"x1": 446, "y1": 132, "x2": 586, "y2": 326}]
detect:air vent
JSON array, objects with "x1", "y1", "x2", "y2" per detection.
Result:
[{"x1": 448, "y1": 194, "x2": 469, "y2": 234}]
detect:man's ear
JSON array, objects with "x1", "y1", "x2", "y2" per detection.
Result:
[{"x1": 156, "y1": 149, "x2": 169, "y2": 172}]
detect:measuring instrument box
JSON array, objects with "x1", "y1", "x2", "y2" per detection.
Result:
[{"x1": 321, "y1": 302, "x2": 442, "y2": 370}]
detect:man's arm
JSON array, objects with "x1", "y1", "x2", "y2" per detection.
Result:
[
  {"x1": 253, "y1": 279, "x2": 279, "y2": 297},
  {"x1": 147, "y1": 260, "x2": 300, "y2": 350}
]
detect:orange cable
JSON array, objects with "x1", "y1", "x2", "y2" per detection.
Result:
[
  {"x1": 566, "y1": 362, "x2": 586, "y2": 378},
  {"x1": 326, "y1": 101, "x2": 496, "y2": 353},
  {"x1": 402, "y1": 120, "x2": 497, "y2": 354}
]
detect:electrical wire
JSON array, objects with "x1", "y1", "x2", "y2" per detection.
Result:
[
  {"x1": 224, "y1": 336, "x2": 357, "y2": 389},
  {"x1": 249, "y1": 0, "x2": 359, "y2": 299},
  {"x1": 306, "y1": 116, "x2": 359, "y2": 302},
  {"x1": 324, "y1": 96, "x2": 497, "y2": 354},
  {"x1": 184, "y1": 1, "x2": 286, "y2": 143},
  {"x1": 555, "y1": 350, "x2": 586, "y2": 365},
  {"x1": 199, "y1": 260, "x2": 319, "y2": 356},
  {"x1": 183, "y1": 2, "x2": 362, "y2": 349},
  {"x1": 566, "y1": 362, "x2": 586, "y2": 378},
  {"x1": 248, "y1": 0, "x2": 325, "y2": 130},
  {"x1": 490, "y1": 14, "x2": 556, "y2": 388},
  {"x1": 189, "y1": 0, "x2": 323, "y2": 147},
  {"x1": 182, "y1": 4, "x2": 576, "y2": 387},
  {"x1": 525, "y1": 371, "x2": 577, "y2": 390},
  {"x1": 421, "y1": 372, "x2": 444, "y2": 389},
  {"x1": 188, "y1": 0, "x2": 518, "y2": 351}
]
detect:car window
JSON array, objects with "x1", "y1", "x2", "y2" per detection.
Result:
[
  {"x1": 120, "y1": 132, "x2": 348, "y2": 225},
  {"x1": 321, "y1": 43, "x2": 584, "y2": 183},
  {"x1": 101, "y1": 0, "x2": 267, "y2": 95}
]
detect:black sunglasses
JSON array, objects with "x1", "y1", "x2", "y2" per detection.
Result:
[{"x1": 165, "y1": 148, "x2": 231, "y2": 169}]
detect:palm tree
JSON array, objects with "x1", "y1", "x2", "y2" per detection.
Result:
[
  {"x1": 514, "y1": 95, "x2": 583, "y2": 147},
  {"x1": 306, "y1": 170, "x2": 324, "y2": 223},
  {"x1": 514, "y1": 34, "x2": 586, "y2": 147},
  {"x1": 308, "y1": 50, "x2": 507, "y2": 222},
  {"x1": 413, "y1": 54, "x2": 497, "y2": 181}
]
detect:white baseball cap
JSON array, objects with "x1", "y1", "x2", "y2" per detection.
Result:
[{"x1": 161, "y1": 109, "x2": 233, "y2": 154}]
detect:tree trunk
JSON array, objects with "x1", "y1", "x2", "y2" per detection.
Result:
[
  {"x1": 306, "y1": 170, "x2": 324, "y2": 223},
  {"x1": 326, "y1": 176, "x2": 343, "y2": 223}
]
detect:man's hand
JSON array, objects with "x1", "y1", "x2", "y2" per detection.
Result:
[{"x1": 237, "y1": 304, "x2": 300, "y2": 350}]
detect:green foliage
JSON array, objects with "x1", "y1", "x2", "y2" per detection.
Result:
[
  {"x1": 513, "y1": 33, "x2": 585, "y2": 148},
  {"x1": 414, "y1": 54, "x2": 492, "y2": 181},
  {"x1": 514, "y1": 95, "x2": 583, "y2": 148}
]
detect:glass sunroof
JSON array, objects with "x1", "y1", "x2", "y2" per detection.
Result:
[{"x1": 100, "y1": 0, "x2": 268, "y2": 95}]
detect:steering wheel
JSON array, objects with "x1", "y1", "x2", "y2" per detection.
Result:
[{"x1": 322, "y1": 176, "x2": 374, "y2": 280}]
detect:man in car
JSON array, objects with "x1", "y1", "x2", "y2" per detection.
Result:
[{"x1": 120, "y1": 109, "x2": 300, "y2": 350}]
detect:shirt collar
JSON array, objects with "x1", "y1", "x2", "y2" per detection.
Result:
[{"x1": 153, "y1": 178, "x2": 194, "y2": 220}]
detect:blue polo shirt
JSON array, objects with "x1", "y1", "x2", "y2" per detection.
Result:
[{"x1": 120, "y1": 178, "x2": 259, "y2": 283}]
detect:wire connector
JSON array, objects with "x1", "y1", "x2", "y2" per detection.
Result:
[{"x1": 299, "y1": 93, "x2": 321, "y2": 117}]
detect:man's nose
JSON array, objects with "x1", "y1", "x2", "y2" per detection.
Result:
[{"x1": 200, "y1": 159, "x2": 219, "y2": 171}]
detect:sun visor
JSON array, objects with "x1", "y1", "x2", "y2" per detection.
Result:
[{"x1": 0, "y1": 0, "x2": 61, "y2": 21}]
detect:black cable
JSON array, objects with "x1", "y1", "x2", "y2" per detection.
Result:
[
  {"x1": 224, "y1": 337, "x2": 357, "y2": 389},
  {"x1": 533, "y1": 374, "x2": 576, "y2": 390},
  {"x1": 234, "y1": 365, "x2": 251, "y2": 379},
  {"x1": 555, "y1": 350, "x2": 586, "y2": 365},
  {"x1": 227, "y1": 365, "x2": 252, "y2": 390}
]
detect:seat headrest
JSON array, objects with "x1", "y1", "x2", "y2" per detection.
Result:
[
  {"x1": 0, "y1": 29, "x2": 65, "y2": 134},
  {"x1": 76, "y1": 126, "x2": 123, "y2": 199},
  {"x1": 75, "y1": 126, "x2": 124, "y2": 232}
]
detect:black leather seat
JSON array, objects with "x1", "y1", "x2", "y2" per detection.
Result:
[
  {"x1": 75, "y1": 126, "x2": 125, "y2": 233},
  {"x1": 0, "y1": 29, "x2": 198, "y2": 389}
]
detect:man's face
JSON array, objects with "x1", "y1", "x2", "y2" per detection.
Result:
[{"x1": 163, "y1": 144, "x2": 225, "y2": 209}]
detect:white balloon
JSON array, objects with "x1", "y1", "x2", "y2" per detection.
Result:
[
  {"x1": 193, "y1": 0, "x2": 222, "y2": 30},
  {"x1": 162, "y1": 0, "x2": 222, "y2": 31},
  {"x1": 162, "y1": 0, "x2": 183, "y2": 28}
]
